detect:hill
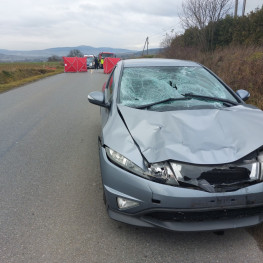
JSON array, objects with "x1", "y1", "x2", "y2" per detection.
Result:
[{"x1": 0, "y1": 45, "x2": 136, "y2": 62}]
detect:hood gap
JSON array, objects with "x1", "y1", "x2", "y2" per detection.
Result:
[{"x1": 117, "y1": 106, "x2": 149, "y2": 165}]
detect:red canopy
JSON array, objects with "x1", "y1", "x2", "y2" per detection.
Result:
[
  {"x1": 63, "y1": 57, "x2": 87, "y2": 72},
  {"x1": 103, "y1": 58, "x2": 121, "y2": 74}
]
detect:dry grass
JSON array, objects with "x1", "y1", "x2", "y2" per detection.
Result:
[
  {"x1": 161, "y1": 45, "x2": 263, "y2": 109},
  {"x1": 0, "y1": 62, "x2": 64, "y2": 93},
  {"x1": 196, "y1": 46, "x2": 263, "y2": 109}
]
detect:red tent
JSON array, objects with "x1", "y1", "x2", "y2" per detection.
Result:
[
  {"x1": 63, "y1": 57, "x2": 87, "y2": 72},
  {"x1": 103, "y1": 58, "x2": 121, "y2": 74}
]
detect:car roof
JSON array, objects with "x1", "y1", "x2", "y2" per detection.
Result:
[{"x1": 122, "y1": 58, "x2": 200, "y2": 68}]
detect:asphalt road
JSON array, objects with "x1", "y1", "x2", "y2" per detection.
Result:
[{"x1": 0, "y1": 70, "x2": 263, "y2": 263}]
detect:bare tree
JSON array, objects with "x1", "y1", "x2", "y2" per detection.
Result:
[
  {"x1": 181, "y1": 0, "x2": 209, "y2": 30},
  {"x1": 180, "y1": 0, "x2": 232, "y2": 50},
  {"x1": 67, "y1": 49, "x2": 83, "y2": 57},
  {"x1": 161, "y1": 30, "x2": 175, "y2": 49},
  {"x1": 47, "y1": 55, "x2": 62, "y2": 62},
  {"x1": 208, "y1": 0, "x2": 232, "y2": 22}
]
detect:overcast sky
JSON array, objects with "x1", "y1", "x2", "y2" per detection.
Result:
[{"x1": 0, "y1": 0, "x2": 262, "y2": 51}]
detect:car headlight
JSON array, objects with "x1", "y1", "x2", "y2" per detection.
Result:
[
  {"x1": 146, "y1": 162, "x2": 179, "y2": 185},
  {"x1": 170, "y1": 159, "x2": 263, "y2": 185},
  {"x1": 105, "y1": 147, "x2": 263, "y2": 189},
  {"x1": 106, "y1": 147, "x2": 145, "y2": 177},
  {"x1": 258, "y1": 152, "x2": 263, "y2": 180},
  {"x1": 105, "y1": 147, "x2": 178, "y2": 185}
]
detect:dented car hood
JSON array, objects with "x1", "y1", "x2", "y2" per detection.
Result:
[{"x1": 103, "y1": 104, "x2": 263, "y2": 165}]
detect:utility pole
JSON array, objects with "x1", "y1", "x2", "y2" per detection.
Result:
[
  {"x1": 146, "y1": 37, "x2": 149, "y2": 55},
  {"x1": 142, "y1": 36, "x2": 149, "y2": 56},
  {"x1": 234, "y1": 0, "x2": 238, "y2": 17},
  {"x1": 242, "y1": 0, "x2": 246, "y2": 16}
]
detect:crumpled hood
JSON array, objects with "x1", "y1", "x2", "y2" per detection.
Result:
[{"x1": 114, "y1": 104, "x2": 263, "y2": 165}]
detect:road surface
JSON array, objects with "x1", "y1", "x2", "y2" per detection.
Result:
[{"x1": 0, "y1": 70, "x2": 263, "y2": 263}]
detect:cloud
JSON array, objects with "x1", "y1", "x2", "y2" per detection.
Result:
[{"x1": 0, "y1": 0, "x2": 261, "y2": 51}]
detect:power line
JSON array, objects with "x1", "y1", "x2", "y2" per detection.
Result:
[
  {"x1": 147, "y1": 24, "x2": 182, "y2": 39},
  {"x1": 141, "y1": 24, "x2": 183, "y2": 52}
]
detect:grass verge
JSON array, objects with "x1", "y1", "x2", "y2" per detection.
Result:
[{"x1": 0, "y1": 62, "x2": 64, "y2": 93}]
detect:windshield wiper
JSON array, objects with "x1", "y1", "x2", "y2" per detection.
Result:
[
  {"x1": 134, "y1": 97, "x2": 192, "y2": 109},
  {"x1": 182, "y1": 93, "x2": 238, "y2": 106}
]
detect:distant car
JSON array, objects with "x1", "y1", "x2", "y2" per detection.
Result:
[
  {"x1": 98, "y1": 52, "x2": 116, "y2": 69},
  {"x1": 88, "y1": 58, "x2": 263, "y2": 232},
  {"x1": 85, "y1": 55, "x2": 95, "y2": 69}
]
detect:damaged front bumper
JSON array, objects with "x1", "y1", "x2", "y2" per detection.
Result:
[
  {"x1": 108, "y1": 205, "x2": 263, "y2": 232},
  {"x1": 100, "y1": 147, "x2": 263, "y2": 231}
]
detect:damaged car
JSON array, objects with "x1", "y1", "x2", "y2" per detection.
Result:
[{"x1": 88, "y1": 58, "x2": 263, "y2": 231}]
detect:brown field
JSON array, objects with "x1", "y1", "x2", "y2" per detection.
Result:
[{"x1": 0, "y1": 61, "x2": 64, "y2": 93}]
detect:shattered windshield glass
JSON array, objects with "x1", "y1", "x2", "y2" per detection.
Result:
[{"x1": 119, "y1": 66, "x2": 238, "y2": 110}]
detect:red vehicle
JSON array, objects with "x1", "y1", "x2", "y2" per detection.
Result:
[{"x1": 98, "y1": 52, "x2": 116, "y2": 68}]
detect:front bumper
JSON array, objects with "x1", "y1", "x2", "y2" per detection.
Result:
[{"x1": 99, "y1": 147, "x2": 263, "y2": 231}]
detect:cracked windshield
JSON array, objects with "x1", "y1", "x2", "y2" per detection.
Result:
[{"x1": 119, "y1": 66, "x2": 238, "y2": 111}]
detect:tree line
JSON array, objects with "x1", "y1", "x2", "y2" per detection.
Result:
[
  {"x1": 164, "y1": 1, "x2": 263, "y2": 52},
  {"x1": 47, "y1": 49, "x2": 84, "y2": 62}
]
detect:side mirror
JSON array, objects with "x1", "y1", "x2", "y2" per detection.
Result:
[
  {"x1": 236, "y1": 89, "x2": 250, "y2": 101},
  {"x1": 88, "y1": 91, "x2": 110, "y2": 108},
  {"x1": 102, "y1": 82, "x2": 107, "y2": 92}
]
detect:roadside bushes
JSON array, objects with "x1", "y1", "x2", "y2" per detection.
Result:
[{"x1": 161, "y1": 45, "x2": 263, "y2": 109}]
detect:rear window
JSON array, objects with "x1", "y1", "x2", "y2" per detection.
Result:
[{"x1": 102, "y1": 53, "x2": 115, "y2": 58}]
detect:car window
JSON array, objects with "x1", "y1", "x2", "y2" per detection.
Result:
[
  {"x1": 119, "y1": 66, "x2": 238, "y2": 110},
  {"x1": 87, "y1": 57, "x2": 94, "y2": 63},
  {"x1": 105, "y1": 68, "x2": 115, "y2": 103},
  {"x1": 101, "y1": 53, "x2": 115, "y2": 58}
]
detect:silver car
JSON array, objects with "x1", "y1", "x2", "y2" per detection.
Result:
[{"x1": 88, "y1": 58, "x2": 263, "y2": 232}]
